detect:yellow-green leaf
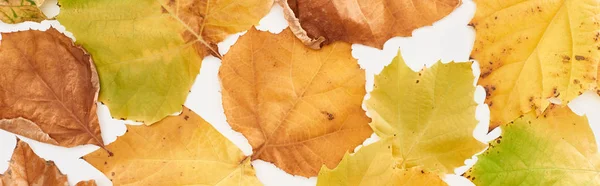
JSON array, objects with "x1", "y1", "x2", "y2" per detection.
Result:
[
  {"x1": 317, "y1": 138, "x2": 447, "y2": 186},
  {"x1": 465, "y1": 106, "x2": 600, "y2": 185},
  {"x1": 0, "y1": 0, "x2": 46, "y2": 24},
  {"x1": 56, "y1": 0, "x2": 273, "y2": 124},
  {"x1": 471, "y1": 0, "x2": 600, "y2": 128},
  {"x1": 366, "y1": 50, "x2": 486, "y2": 173},
  {"x1": 83, "y1": 107, "x2": 261, "y2": 185}
]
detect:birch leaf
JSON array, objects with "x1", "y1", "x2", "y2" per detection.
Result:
[
  {"x1": 317, "y1": 138, "x2": 447, "y2": 186},
  {"x1": 279, "y1": 0, "x2": 461, "y2": 49},
  {"x1": 83, "y1": 107, "x2": 261, "y2": 185},
  {"x1": 465, "y1": 106, "x2": 600, "y2": 185},
  {"x1": 0, "y1": 0, "x2": 46, "y2": 24},
  {"x1": 0, "y1": 29, "x2": 104, "y2": 148},
  {"x1": 471, "y1": 0, "x2": 600, "y2": 128},
  {"x1": 57, "y1": 0, "x2": 273, "y2": 124},
  {"x1": 219, "y1": 27, "x2": 372, "y2": 177},
  {"x1": 366, "y1": 50, "x2": 486, "y2": 173}
]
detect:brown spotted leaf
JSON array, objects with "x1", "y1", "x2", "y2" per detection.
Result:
[
  {"x1": 280, "y1": 0, "x2": 461, "y2": 49},
  {"x1": 220, "y1": 27, "x2": 373, "y2": 177},
  {"x1": 472, "y1": 0, "x2": 600, "y2": 128},
  {"x1": 0, "y1": 28, "x2": 104, "y2": 148},
  {"x1": 0, "y1": 0, "x2": 46, "y2": 24}
]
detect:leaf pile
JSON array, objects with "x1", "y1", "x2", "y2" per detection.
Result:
[{"x1": 0, "y1": 0, "x2": 599, "y2": 185}]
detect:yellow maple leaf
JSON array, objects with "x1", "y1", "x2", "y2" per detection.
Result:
[
  {"x1": 471, "y1": 0, "x2": 600, "y2": 128},
  {"x1": 83, "y1": 107, "x2": 260, "y2": 185},
  {"x1": 219, "y1": 27, "x2": 373, "y2": 177},
  {"x1": 366, "y1": 50, "x2": 486, "y2": 173},
  {"x1": 317, "y1": 138, "x2": 447, "y2": 186}
]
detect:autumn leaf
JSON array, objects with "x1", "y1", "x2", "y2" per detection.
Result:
[
  {"x1": 465, "y1": 106, "x2": 600, "y2": 185},
  {"x1": 366, "y1": 50, "x2": 486, "y2": 173},
  {"x1": 279, "y1": 0, "x2": 461, "y2": 49},
  {"x1": 83, "y1": 107, "x2": 261, "y2": 185},
  {"x1": 75, "y1": 180, "x2": 97, "y2": 186},
  {"x1": 471, "y1": 0, "x2": 600, "y2": 128},
  {"x1": 56, "y1": 0, "x2": 274, "y2": 124},
  {"x1": 0, "y1": 29, "x2": 104, "y2": 148},
  {"x1": 0, "y1": 0, "x2": 46, "y2": 24},
  {"x1": 219, "y1": 27, "x2": 372, "y2": 177},
  {"x1": 317, "y1": 138, "x2": 447, "y2": 186},
  {"x1": 0, "y1": 139, "x2": 96, "y2": 186}
]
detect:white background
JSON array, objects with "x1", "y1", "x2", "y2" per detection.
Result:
[{"x1": 1, "y1": 0, "x2": 600, "y2": 185}]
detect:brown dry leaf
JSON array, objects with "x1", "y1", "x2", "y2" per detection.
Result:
[
  {"x1": 0, "y1": 0, "x2": 47, "y2": 24},
  {"x1": 279, "y1": 0, "x2": 461, "y2": 49},
  {"x1": 220, "y1": 27, "x2": 373, "y2": 177},
  {"x1": 83, "y1": 107, "x2": 261, "y2": 185},
  {"x1": 0, "y1": 139, "x2": 97, "y2": 186},
  {"x1": 0, "y1": 28, "x2": 104, "y2": 148}
]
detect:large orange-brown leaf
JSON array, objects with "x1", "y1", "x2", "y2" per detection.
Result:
[
  {"x1": 219, "y1": 27, "x2": 373, "y2": 177},
  {"x1": 0, "y1": 139, "x2": 96, "y2": 186},
  {"x1": 279, "y1": 0, "x2": 461, "y2": 49},
  {"x1": 0, "y1": 28, "x2": 104, "y2": 148}
]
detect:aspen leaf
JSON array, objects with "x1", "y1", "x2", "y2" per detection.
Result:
[
  {"x1": 471, "y1": 0, "x2": 600, "y2": 128},
  {"x1": 279, "y1": 0, "x2": 461, "y2": 49},
  {"x1": 219, "y1": 27, "x2": 372, "y2": 177},
  {"x1": 0, "y1": 139, "x2": 96, "y2": 186},
  {"x1": 56, "y1": 0, "x2": 274, "y2": 124},
  {"x1": 366, "y1": 50, "x2": 486, "y2": 173},
  {"x1": 83, "y1": 107, "x2": 261, "y2": 185},
  {"x1": 317, "y1": 138, "x2": 447, "y2": 186},
  {"x1": 0, "y1": 29, "x2": 104, "y2": 148},
  {"x1": 0, "y1": 0, "x2": 46, "y2": 24},
  {"x1": 465, "y1": 106, "x2": 600, "y2": 185}
]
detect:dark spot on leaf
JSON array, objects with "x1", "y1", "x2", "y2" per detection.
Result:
[
  {"x1": 561, "y1": 55, "x2": 570, "y2": 63},
  {"x1": 184, "y1": 115, "x2": 189, "y2": 120},
  {"x1": 575, "y1": 55, "x2": 586, "y2": 61},
  {"x1": 421, "y1": 170, "x2": 425, "y2": 173},
  {"x1": 321, "y1": 111, "x2": 334, "y2": 120},
  {"x1": 111, "y1": 172, "x2": 115, "y2": 176},
  {"x1": 574, "y1": 79, "x2": 580, "y2": 84},
  {"x1": 416, "y1": 80, "x2": 420, "y2": 83}
]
